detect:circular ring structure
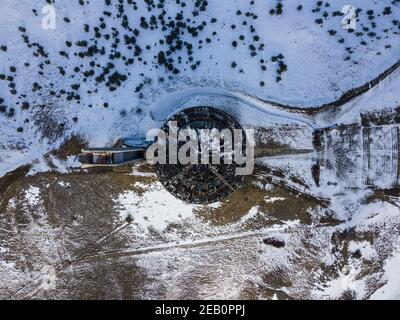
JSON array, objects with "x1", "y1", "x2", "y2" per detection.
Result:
[{"x1": 155, "y1": 107, "x2": 246, "y2": 204}]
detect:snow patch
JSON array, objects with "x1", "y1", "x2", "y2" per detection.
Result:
[
  {"x1": 24, "y1": 186, "x2": 41, "y2": 207},
  {"x1": 370, "y1": 245, "x2": 400, "y2": 300},
  {"x1": 114, "y1": 182, "x2": 198, "y2": 231},
  {"x1": 264, "y1": 197, "x2": 285, "y2": 203}
]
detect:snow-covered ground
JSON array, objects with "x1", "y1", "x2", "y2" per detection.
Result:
[
  {"x1": 1, "y1": 0, "x2": 400, "y2": 175},
  {"x1": 1, "y1": 165, "x2": 399, "y2": 300}
]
